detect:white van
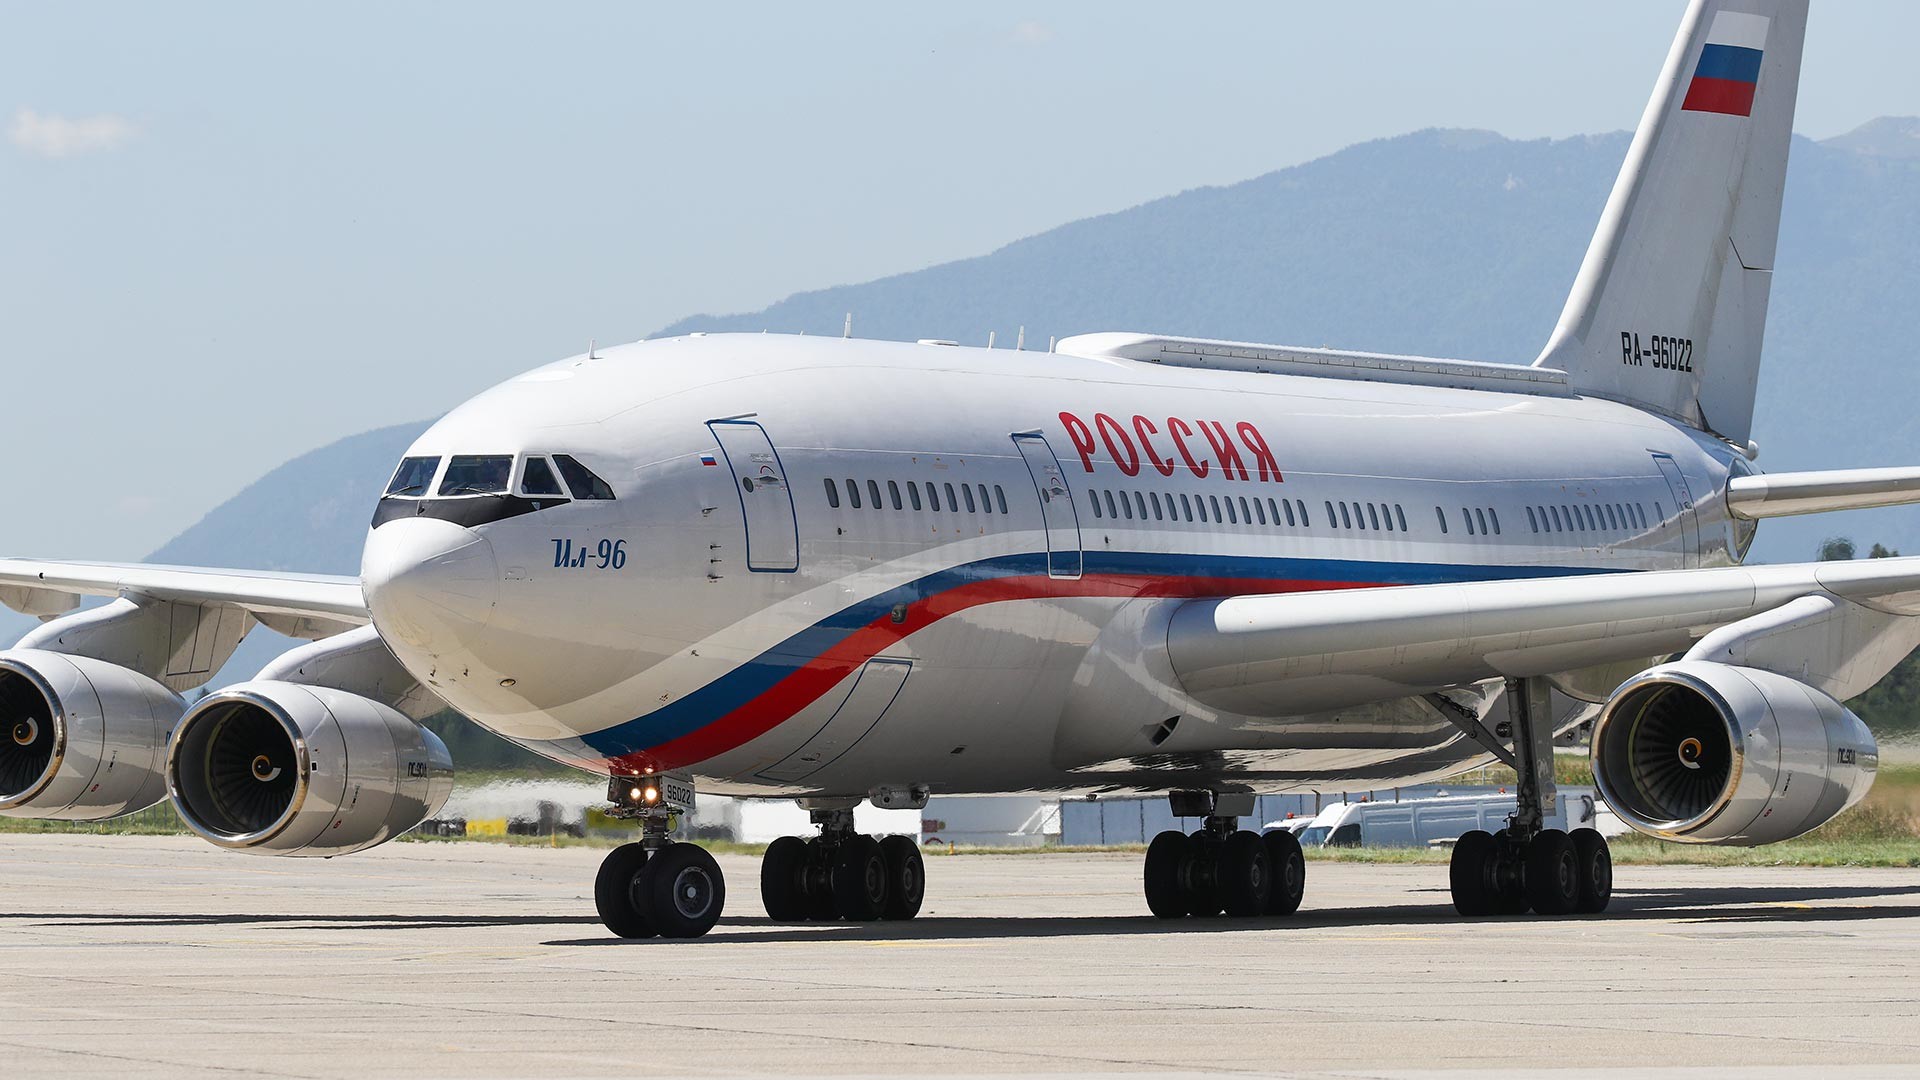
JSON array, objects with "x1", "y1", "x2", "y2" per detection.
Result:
[{"x1": 1296, "y1": 788, "x2": 1617, "y2": 849}]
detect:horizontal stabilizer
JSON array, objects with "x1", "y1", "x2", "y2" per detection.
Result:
[{"x1": 1727, "y1": 467, "x2": 1920, "y2": 519}]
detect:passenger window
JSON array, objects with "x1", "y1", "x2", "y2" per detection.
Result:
[
  {"x1": 1254, "y1": 499, "x2": 1266, "y2": 526},
  {"x1": 1282, "y1": 499, "x2": 1295, "y2": 527},
  {"x1": 1463, "y1": 507, "x2": 1476, "y2": 536},
  {"x1": 963, "y1": 484, "x2": 977, "y2": 513},
  {"x1": 1654, "y1": 502, "x2": 1663, "y2": 523},
  {"x1": 846, "y1": 479, "x2": 862, "y2": 509},
  {"x1": 1121, "y1": 492, "x2": 1133, "y2": 520},
  {"x1": 824, "y1": 478, "x2": 841, "y2": 508},
  {"x1": 1560, "y1": 505, "x2": 1575, "y2": 530},
  {"x1": 1488, "y1": 508, "x2": 1500, "y2": 535},
  {"x1": 1295, "y1": 500, "x2": 1309, "y2": 528},
  {"x1": 1327, "y1": 501, "x2": 1338, "y2": 528},
  {"x1": 385, "y1": 456, "x2": 440, "y2": 497},
  {"x1": 1181, "y1": 494, "x2": 1194, "y2": 522},
  {"x1": 1136, "y1": 492, "x2": 1149, "y2": 520},
  {"x1": 1089, "y1": 490, "x2": 1103, "y2": 519},
  {"x1": 923, "y1": 482, "x2": 939, "y2": 511},
  {"x1": 1527, "y1": 506, "x2": 1539, "y2": 533},
  {"x1": 1605, "y1": 504, "x2": 1619, "y2": 530},
  {"x1": 1151, "y1": 492, "x2": 1164, "y2": 521},
  {"x1": 440, "y1": 455, "x2": 513, "y2": 496},
  {"x1": 1367, "y1": 504, "x2": 1380, "y2": 531},
  {"x1": 889, "y1": 480, "x2": 903, "y2": 511},
  {"x1": 1395, "y1": 505, "x2": 1407, "y2": 532},
  {"x1": 520, "y1": 456, "x2": 565, "y2": 497},
  {"x1": 1225, "y1": 498, "x2": 1238, "y2": 525},
  {"x1": 1339, "y1": 503, "x2": 1352, "y2": 529},
  {"x1": 978, "y1": 484, "x2": 992, "y2": 513},
  {"x1": 909, "y1": 483, "x2": 923, "y2": 511},
  {"x1": 553, "y1": 455, "x2": 615, "y2": 500},
  {"x1": 1210, "y1": 496, "x2": 1224, "y2": 523},
  {"x1": 868, "y1": 479, "x2": 883, "y2": 510},
  {"x1": 1583, "y1": 505, "x2": 1597, "y2": 530},
  {"x1": 994, "y1": 485, "x2": 1007, "y2": 515},
  {"x1": 1104, "y1": 491, "x2": 1119, "y2": 519},
  {"x1": 1238, "y1": 497, "x2": 1251, "y2": 525},
  {"x1": 945, "y1": 483, "x2": 959, "y2": 512},
  {"x1": 1437, "y1": 507, "x2": 1449, "y2": 534}
]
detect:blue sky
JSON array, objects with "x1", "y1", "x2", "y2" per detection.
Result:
[{"x1": 5, "y1": 2, "x2": 1919, "y2": 560}]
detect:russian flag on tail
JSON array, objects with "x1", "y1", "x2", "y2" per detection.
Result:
[{"x1": 1683, "y1": 10, "x2": 1770, "y2": 117}]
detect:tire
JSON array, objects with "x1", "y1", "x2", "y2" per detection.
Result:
[
  {"x1": 878, "y1": 835, "x2": 926, "y2": 920},
  {"x1": 760, "y1": 835, "x2": 810, "y2": 922},
  {"x1": 634, "y1": 842, "x2": 726, "y2": 939},
  {"x1": 1218, "y1": 830, "x2": 1272, "y2": 917},
  {"x1": 802, "y1": 838, "x2": 839, "y2": 920},
  {"x1": 1490, "y1": 829, "x2": 1531, "y2": 915},
  {"x1": 1571, "y1": 829, "x2": 1613, "y2": 915},
  {"x1": 1185, "y1": 831, "x2": 1224, "y2": 916},
  {"x1": 594, "y1": 842, "x2": 655, "y2": 938},
  {"x1": 1261, "y1": 829, "x2": 1306, "y2": 916},
  {"x1": 831, "y1": 834, "x2": 888, "y2": 921},
  {"x1": 1449, "y1": 830, "x2": 1496, "y2": 917},
  {"x1": 1524, "y1": 829, "x2": 1580, "y2": 916},
  {"x1": 1143, "y1": 830, "x2": 1190, "y2": 919}
]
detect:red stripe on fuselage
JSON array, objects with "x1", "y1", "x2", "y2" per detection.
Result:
[{"x1": 608, "y1": 574, "x2": 1375, "y2": 773}]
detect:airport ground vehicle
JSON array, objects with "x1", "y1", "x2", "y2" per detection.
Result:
[{"x1": 1296, "y1": 790, "x2": 1604, "y2": 849}]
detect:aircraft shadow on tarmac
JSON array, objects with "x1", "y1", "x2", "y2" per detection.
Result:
[
  {"x1": 10, "y1": 883, "x2": 1919, "y2": 941},
  {"x1": 538, "y1": 881, "x2": 1920, "y2": 946}
]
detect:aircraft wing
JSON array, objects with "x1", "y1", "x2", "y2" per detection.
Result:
[
  {"x1": 1167, "y1": 556, "x2": 1920, "y2": 717},
  {"x1": 0, "y1": 557, "x2": 367, "y2": 632}
]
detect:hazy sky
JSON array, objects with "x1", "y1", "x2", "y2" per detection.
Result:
[{"x1": 6, "y1": 2, "x2": 1918, "y2": 561}]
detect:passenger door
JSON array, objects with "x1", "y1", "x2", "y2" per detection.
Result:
[
  {"x1": 1652, "y1": 453, "x2": 1700, "y2": 569},
  {"x1": 708, "y1": 419, "x2": 799, "y2": 573},
  {"x1": 1012, "y1": 433, "x2": 1083, "y2": 580}
]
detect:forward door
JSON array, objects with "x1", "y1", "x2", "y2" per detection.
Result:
[{"x1": 708, "y1": 419, "x2": 799, "y2": 573}]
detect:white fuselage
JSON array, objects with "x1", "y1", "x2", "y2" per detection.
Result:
[{"x1": 360, "y1": 333, "x2": 1747, "y2": 799}]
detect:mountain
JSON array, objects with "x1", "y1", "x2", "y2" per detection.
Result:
[{"x1": 7, "y1": 119, "x2": 1919, "y2": 659}]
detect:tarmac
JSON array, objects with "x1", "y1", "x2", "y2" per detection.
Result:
[{"x1": 3, "y1": 834, "x2": 1919, "y2": 1079}]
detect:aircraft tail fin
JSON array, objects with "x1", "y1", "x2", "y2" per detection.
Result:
[{"x1": 1535, "y1": 0, "x2": 1808, "y2": 449}]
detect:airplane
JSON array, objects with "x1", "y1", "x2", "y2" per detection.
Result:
[{"x1": 2, "y1": 0, "x2": 1912, "y2": 939}]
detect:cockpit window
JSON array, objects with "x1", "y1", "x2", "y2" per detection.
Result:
[
  {"x1": 520, "y1": 456, "x2": 565, "y2": 497},
  {"x1": 553, "y1": 454, "x2": 615, "y2": 500},
  {"x1": 385, "y1": 456, "x2": 440, "y2": 497},
  {"x1": 439, "y1": 455, "x2": 514, "y2": 496}
]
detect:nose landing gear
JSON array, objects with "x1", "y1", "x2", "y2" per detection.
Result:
[
  {"x1": 760, "y1": 806, "x2": 927, "y2": 923},
  {"x1": 1142, "y1": 791, "x2": 1306, "y2": 920},
  {"x1": 594, "y1": 772, "x2": 727, "y2": 940}
]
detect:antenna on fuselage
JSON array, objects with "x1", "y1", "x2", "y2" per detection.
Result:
[
  {"x1": 1047, "y1": 336, "x2": 1056, "y2": 353},
  {"x1": 987, "y1": 330, "x2": 996, "y2": 350},
  {"x1": 843, "y1": 313, "x2": 853, "y2": 339},
  {"x1": 1016, "y1": 326, "x2": 1026, "y2": 351},
  {"x1": 588, "y1": 339, "x2": 599, "y2": 360}
]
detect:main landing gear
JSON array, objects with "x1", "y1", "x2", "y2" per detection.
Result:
[
  {"x1": 760, "y1": 807, "x2": 926, "y2": 922},
  {"x1": 1446, "y1": 677, "x2": 1613, "y2": 917},
  {"x1": 1143, "y1": 791, "x2": 1306, "y2": 920},
  {"x1": 595, "y1": 773, "x2": 727, "y2": 939}
]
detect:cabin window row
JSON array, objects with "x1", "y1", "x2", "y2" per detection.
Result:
[
  {"x1": 1325, "y1": 500, "x2": 1410, "y2": 533},
  {"x1": 1525, "y1": 501, "x2": 1652, "y2": 536},
  {"x1": 1435, "y1": 506, "x2": 1502, "y2": 537},
  {"x1": 1089, "y1": 488, "x2": 1313, "y2": 530},
  {"x1": 824, "y1": 476, "x2": 1008, "y2": 516}
]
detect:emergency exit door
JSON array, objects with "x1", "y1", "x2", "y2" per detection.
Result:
[
  {"x1": 1652, "y1": 453, "x2": 1700, "y2": 569},
  {"x1": 708, "y1": 419, "x2": 799, "y2": 573}
]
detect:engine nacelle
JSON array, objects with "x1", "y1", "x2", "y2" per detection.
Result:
[
  {"x1": 0, "y1": 649, "x2": 184, "y2": 821},
  {"x1": 1591, "y1": 661, "x2": 1878, "y2": 845},
  {"x1": 166, "y1": 681, "x2": 453, "y2": 856}
]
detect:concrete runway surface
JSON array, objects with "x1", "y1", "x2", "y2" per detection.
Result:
[{"x1": 3, "y1": 835, "x2": 1919, "y2": 1079}]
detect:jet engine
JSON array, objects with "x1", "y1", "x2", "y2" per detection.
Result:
[
  {"x1": 166, "y1": 681, "x2": 453, "y2": 856},
  {"x1": 1591, "y1": 660, "x2": 1878, "y2": 845},
  {"x1": 0, "y1": 649, "x2": 184, "y2": 820}
]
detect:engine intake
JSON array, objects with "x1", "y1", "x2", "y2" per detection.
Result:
[
  {"x1": 1592, "y1": 661, "x2": 1877, "y2": 845},
  {"x1": 0, "y1": 650, "x2": 184, "y2": 820},
  {"x1": 167, "y1": 681, "x2": 453, "y2": 856}
]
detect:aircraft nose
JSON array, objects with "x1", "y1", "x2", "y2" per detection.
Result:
[{"x1": 361, "y1": 517, "x2": 500, "y2": 653}]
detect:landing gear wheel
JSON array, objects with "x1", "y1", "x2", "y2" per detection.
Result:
[
  {"x1": 760, "y1": 835, "x2": 810, "y2": 921},
  {"x1": 878, "y1": 835, "x2": 925, "y2": 920},
  {"x1": 1490, "y1": 830, "x2": 1531, "y2": 914},
  {"x1": 1184, "y1": 832, "x2": 1224, "y2": 916},
  {"x1": 1449, "y1": 829, "x2": 1497, "y2": 917},
  {"x1": 1572, "y1": 829, "x2": 1613, "y2": 914},
  {"x1": 1261, "y1": 829, "x2": 1306, "y2": 916},
  {"x1": 633, "y1": 842, "x2": 726, "y2": 939},
  {"x1": 1218, "y1": 830, "x2": 1272, "y2": 917},
  {"x1": 803, "y1": 839, "x2": 840, "y2": 921},
  {"x1": 832, "y1": 834, "x2": 888, "y2": 921},
  {"x1": 1524, "y1": 828, "x2": 1579, "y2": 916},
  {"x1": 595, "y1": 842, "x2": 656, "y2": 938},
  {"x1": 1143, "y1": 830, "x2": 1190, "y2": 919}
]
